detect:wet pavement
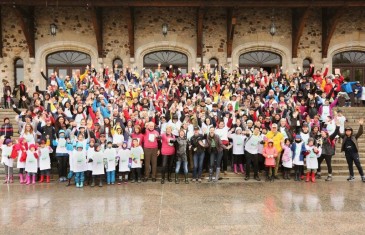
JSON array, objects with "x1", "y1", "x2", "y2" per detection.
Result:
[{"x1": 1, "y1": 179, "x2": 365, "y2": 235}]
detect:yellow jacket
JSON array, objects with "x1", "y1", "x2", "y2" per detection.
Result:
[{"x1": 265, "y1": 131, "x2": 284, "y2": 152}]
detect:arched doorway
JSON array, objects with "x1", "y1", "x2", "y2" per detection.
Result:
[
  {"x1": 14, "y1": 58, "x2": 24, "y2": 86},
  {"x1": 332, "y1": 51, "x2": 365, "y2": 83},
  {"x1": 239, "y1": 51, "x2": 282, "y2": 73},
  {"x1": 46, "y1": 51, "x2": 91, "y2": 78},
  {"x1": 143, "y1": 50, "x2": 188, "y2": 74}
]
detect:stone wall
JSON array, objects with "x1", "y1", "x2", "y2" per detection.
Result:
[
  {"x1": 1, "y1": 6, "x2": 365, "y2": 91},
  {"x1": 202, "y1": 8, "x2": 227, "y2": 66},
  {"x1": 1, "y1": 6, "x2": 30, "y2": 86},
  {"x1": 297, "y1": 9, "x2": 323, "y2": 67}
]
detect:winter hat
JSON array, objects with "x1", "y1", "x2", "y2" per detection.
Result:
[
  {"x1": 295, "y1": 135, "x2": 302, "y2": 140},
  {"x1": 59, "y1": 130, "x2": 65, "y2": 134},
  {"x1": 29, "y1": 144, "x2": 37, "y2": 150},
  {"x1": 235, "y1": 127, "x2": 242, "y2": 133},
  {"x1": 76, "y1": 143, "x2": 84, "y2": 149},
  {"x1": 5, "y1": 139, "x2": 12, "y2": 145}
]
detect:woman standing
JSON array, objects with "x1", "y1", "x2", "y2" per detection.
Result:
[
  {"x1": 160, "y1": 126, "x2": 175, "y2": 184},
  {"x1": 206, "y1": 127, "x2": 225, "y2": 182}
]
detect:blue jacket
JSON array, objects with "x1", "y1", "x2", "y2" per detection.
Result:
[
  {"x1": 354, "y1": 85, "x2": 363, "y2": 98},
  {"x1": 341, "y1": 81, "x2": 357, "y2": 93},
  {"x1": 291, "y1": 142, "x2": 307, "y2": 161}
]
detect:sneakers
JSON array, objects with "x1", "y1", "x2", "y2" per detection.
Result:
[
  {"x1": 198, "y1": 179, "x2": 202, "y2": 183},
  {"x1": 254, "y1": 176, "x2": 261, "y2": 181},
  {"x1": 244, "y1": 176, "x2": 249, "y2": 181},
  {"x1": 325, "y1": 176, "x2": 332, "y2": 181},
  {"x1": 362, "y1": 176, "x2": 365, "y2": 182},
  {"x1": 191, "y1": 179, "x2": 196, "y2": 182},
  {"x1": 347, "y1": 176, "x2": 355, "y2": 182}
]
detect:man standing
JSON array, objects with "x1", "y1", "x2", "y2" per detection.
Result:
[
  {"x1": 244, "y1": 126, "x2": 263, "y2": 181},
  {"x1": 265, "y1": 123, "x2": 284, "y2": 179},
  {"x1": 339, "y1": 118, "x2": 365, "y2": 182}
]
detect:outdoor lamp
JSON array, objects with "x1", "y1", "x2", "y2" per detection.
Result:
[
  {"x1": 50, "y1": 23, "x2": 57, "y2": 36},
  {"x1": 162, "y1": 23, "x2": 168, "y2": 37}
]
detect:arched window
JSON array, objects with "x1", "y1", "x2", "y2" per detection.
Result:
[
  {"x1": 209, "y1": 58, "x2": 219, "y2": 68},
  {"x1": 46, "y1": 51, "x2": 91, "y2": 78},
  {"x1": 113, "y1": 58, "x2": 123, "y2": 73},
  {"x1": 239, "y1": 51, "x2": 282, "y2": 73},
  {"x1": 332, "y1": 51, "x2": 365, "y2": 83},
  {"x1": 143, "y1": 50, "x2": 188, "y2": 74},
  {"x1": 14, "y1": 58, "x2": 24, "y2": 86},
  {"x1": 302, "y1": 58, "x2": 311, "y2": 73}
]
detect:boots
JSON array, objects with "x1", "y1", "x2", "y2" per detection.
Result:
[
  {"x1": 311, "y1": 172, "x2": 316, "y2": 183},
  {"x1": 39, "y1": 175, "x2": 44, "y2": 183},
  {"x1": 175, "y1": 174, "x2": 179, "y2": 184},
  {"x1": 239, "y1": 164, "x2": 244, "y2": 174},
  {"x1": 91, "y1": 177, "x2": 95, "y2": 187},
  {"x1": 76, "y1": 182, "x2": 80, "y2": 188},
  {"x1": 66, "y1": 178, "x2": 71, "y2": 187},
  {"x1": 99, "y1": 177, "x2": 103, "y2": 187},
  {"x1": 167, "y1": 173, "x2": 172, "y2": 182},
  {"x1": 10, "y1": 175, "x2": 13, "y2": 183},
  {"x1": 25, "y1": 174, "x2": 30, "y2": 185},
  {"x1": 305, "y1": 172, "x2": 310, "y2": 182},
  {"x1": 233, "y1": 164, "x2": 238, "y2": 174},
  {"x1": 214, "y1": 168, "x2": 220, "y2": 182},
  {"x1": 294, "y1": 172, "x2": 299, "y2": 181},
  {"x1": 208, "y1": 168, "x2": 213, "y2": 182},
  {"x1": 4, "y1": 175, "x2": 8, "y2": 184},
  {"x1": 80, "y1": 182, "x2": 84, "y2": 188},
  {"x1": 184, "y1": 174, "x2": 189, "y2": 184},
  {"x1": 19, "y1": 174, "x2": 24, "y2": 184},
  {"x1": 287, "y1": 171, "x2": 291, "y2": 180},
  {"x1": 46, "y1": 175, "x2": 50, "y2": 183},
  {"x1": 32, "y1": 175, "x2": 36, "y2": 184}
]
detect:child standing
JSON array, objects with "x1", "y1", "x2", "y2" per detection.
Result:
[
  {"x1": 291, "y1": 135, "x2": 307, "y2": 181},
  {"x1": 11, "y1": 137, "x2": 28, "y2": 184},
  {"x1": 72, "y1": 143, "x2": 87, "y2": 188},
  {"x1": 24, "y1": 144, "x2": 39, "y2": 185},
  {"x1": 117, "y1": 141, "x2": 131, "y2": 184},
  {"x1": 228, "y1": 127, "x2": 245, "y2": 174},
  {"x1": 281, "y1": 138, "x2": 293, "y2": 180},
  {"x1": 89, "y1": 143, "x2": 105, "y2": 187},
  {"x1": 263, "y1": 139, "x2": 278, "y2": 182},
  {"x1": 38, "y1": 140, "x2": 53, "y2": 183},
  {"x1": 0, "y1": 137, "x2": 14, "y2": 183},
  {"x1": 305, "y1": 138, "x2": 322, "y2": 183},
  {"x1": 130, "y1": 138, "x2": 144, "y2": 183},
  {"x1": 85, "y1": 138, "x2": 96, "y2": 186},
  {"x1": 104, "y1": 141, "x2": 117, "y2": 185},
  {"x1": 54, "y1": 130, "x2": 72, "y2": 182}
]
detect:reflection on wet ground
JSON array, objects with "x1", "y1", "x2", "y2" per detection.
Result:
[{"x1": 1, "y1": 181, "x2": 365, "y2": 234}]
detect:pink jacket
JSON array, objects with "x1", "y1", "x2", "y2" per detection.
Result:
[
  {"x1": 143, "y1": 129, "x2": 159, "y2": 149},
  {"x1": 263, "y1": 146, "x2": 278, "y2": 167},
  {"x1": 161, "y1": 134, "x2": 175, "y2": 156},
  {"x1": 281, "y1": 142, "x2": 292, "y2": 162}
]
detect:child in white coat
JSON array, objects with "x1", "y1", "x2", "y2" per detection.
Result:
[
  {"x1": 38, "y1": 140, "x2": 53, "y2": 183},
  {"x1": 24, "y1": 144, "x2": 39, "y2": 185},
  {"x1": 89, "y1": 143, "x2": 105, "y2": 187},
  {"x1": 104, "y1": 141, "x2": 117, "y2": 185},
  {"x1": 305, "y1": 138, "x2": 322, "y2": 183},
  {"x1": 228, "y1": 127, "x2": 245, "y2": 174},
  {"x1": 117, "y1": 141, "x2": 131, "y2": 184},
  {"x1": 130, "y1": 138, "x2": 144, "y2": 183},
  {"x1": 72, "y1": 143, "x2": 87, "y2": 188},
  {"x1": 0, "y1": 137, "x2": 14, "y2": 183}
]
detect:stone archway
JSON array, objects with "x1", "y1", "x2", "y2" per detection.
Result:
[
  {"x1": 134, "y1": 41, "x2": 197, "y2": 71},
  {"x1": 328, "y1": 41, "x2": 365, "y2": 72},
  {"x1": 33, "y1": 41, "x2": 99, "y2": 88},
  {"x1": 231, "y1": 41, "x2": 292, "y2": 71}
]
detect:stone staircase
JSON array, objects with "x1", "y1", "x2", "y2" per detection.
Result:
[{"x1": 1, "y1": 107, "x2": 365, "y2": 180}]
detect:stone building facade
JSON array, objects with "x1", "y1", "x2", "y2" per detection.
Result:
[{"x1": 1, "y1": 6, "x2": 365, "y2": 91}]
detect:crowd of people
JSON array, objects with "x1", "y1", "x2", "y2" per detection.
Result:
[{"x1": 1, "y1": 62, "x2": 365, "y2": 188}]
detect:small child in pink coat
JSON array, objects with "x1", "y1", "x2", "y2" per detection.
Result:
[{"x1": 263, "y1": 139, "x2": 278, "y2": 182}]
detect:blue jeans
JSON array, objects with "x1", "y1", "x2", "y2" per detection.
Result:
[
  {"x1": 75, "y1": 172, "x2": 85, "y2": 184},
  {"x1": 193, "y1": 152, "x2": 205, "y2": 179},
  {"x1": 209, "y1": 151, "x2": 223, "y2": 170},
  {"x1": 175, "y1": 161, "x2": 188, "y2": 174},
  {"x1": 106, "y1": 171, "x2": 116, "y2": 184}
]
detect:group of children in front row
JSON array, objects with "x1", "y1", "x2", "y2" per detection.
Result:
[{"x1": 0, "y1": 129, "x2": 145, "y2": 188}]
